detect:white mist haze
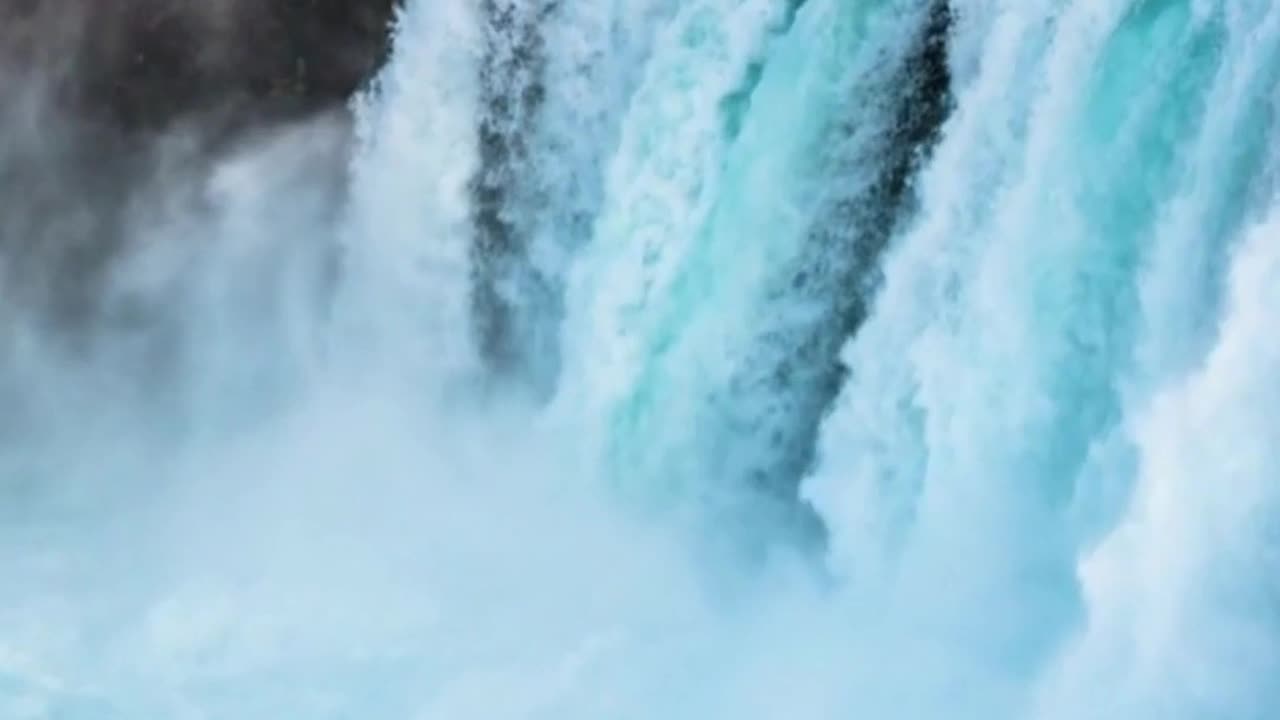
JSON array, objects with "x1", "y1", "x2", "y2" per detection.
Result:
[{"x1": 0, "y1": 38, "x2": 794, "y2": 720}]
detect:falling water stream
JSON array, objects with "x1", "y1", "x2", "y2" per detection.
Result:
[{"x1": 2, "y1": 0, "x2": 1279, "y2": 718}]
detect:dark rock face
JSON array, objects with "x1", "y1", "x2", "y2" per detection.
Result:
[
  {"x1": 2, "y1": 0, "x2": 399, "y2": 133},
  {"x1": 0, "y1": 0, "x2": 399, "y2": 340}
]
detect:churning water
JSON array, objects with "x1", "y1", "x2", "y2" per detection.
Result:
[{"x1": 2, "y1": 0, "x2": 1279, "y2": 717}]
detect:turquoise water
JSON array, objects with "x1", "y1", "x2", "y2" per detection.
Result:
[{"x1": 2, "y1": 0, "x2": 1279, "y2": 717}]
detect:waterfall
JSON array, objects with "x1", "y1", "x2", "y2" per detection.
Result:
[{"x1": 1, "y1": 0, "x2": 1278, "y2": 717}]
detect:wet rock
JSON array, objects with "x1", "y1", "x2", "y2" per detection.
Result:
[{"x1": 2, "y1": 0, "x2": 399, "y2": 133}]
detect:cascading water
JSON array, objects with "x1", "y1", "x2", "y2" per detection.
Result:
[{"x1": 1, "y1": 0, "x2": 1278, "y2": 718}]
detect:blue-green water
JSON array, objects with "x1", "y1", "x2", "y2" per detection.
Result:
[{"x1": 2, "y1": 0, "x2": 1279, "y2": 717}]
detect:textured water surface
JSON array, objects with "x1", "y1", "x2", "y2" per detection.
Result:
[{"x1": 1, "y1": 0, "x2": 1279, "y2": 718}]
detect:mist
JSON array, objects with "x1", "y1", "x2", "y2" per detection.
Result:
[{"x1": 0, "y1": 5, "x2": 811, "y2": 717}]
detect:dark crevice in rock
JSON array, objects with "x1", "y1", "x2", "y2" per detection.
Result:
[
  {"x1": 469, "y1": 0, "x2": 559, "y2": 397},
  {"x1": 726, "y1": 0, "x2": 955, "y2": 543}
]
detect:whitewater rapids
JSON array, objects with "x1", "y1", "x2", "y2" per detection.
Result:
[{"x1": 1, "y1": 0, "x2": 1279, "y2": 718}]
